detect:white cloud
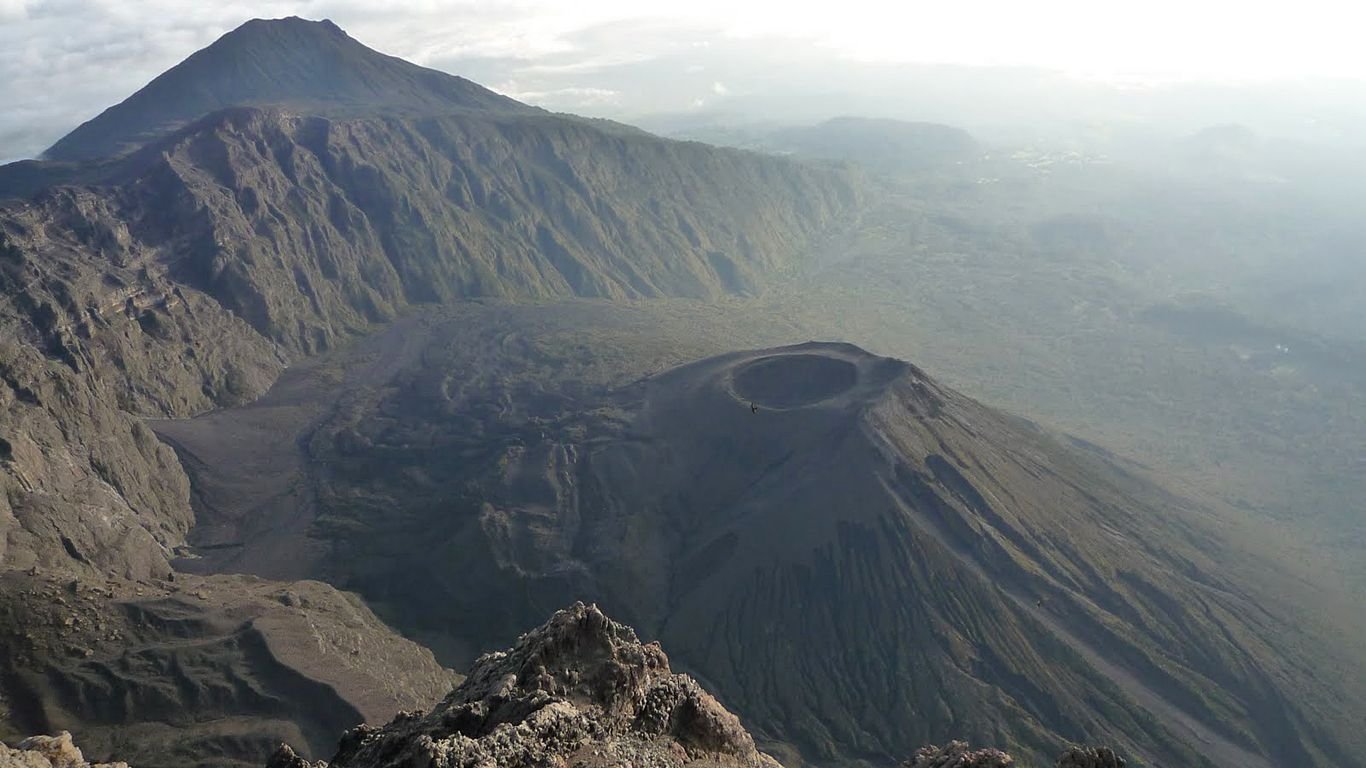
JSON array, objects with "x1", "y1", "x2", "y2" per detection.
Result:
[
  {"x1": 493, "y1": 82, "x2": 621, "y2": 107},
  {"x1": 3, "y1": 0, "x2": 1366, "y2": 163},
  {"x1": 0, "y1": 0, "x2": 28, "y2": 21},
  {"x1": 711, "y1": 81, "x2": 728, "y2": 95}
]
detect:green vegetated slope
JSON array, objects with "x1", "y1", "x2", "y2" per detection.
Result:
[{"x1": 159, "y1": 302, "x2": 1366, "y2": 768}]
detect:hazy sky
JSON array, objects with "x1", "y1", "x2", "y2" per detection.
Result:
[{"x1": 1, "y1": 0, "x2": 1364, "y2": 160}]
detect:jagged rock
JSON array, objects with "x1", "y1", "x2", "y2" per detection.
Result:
[
  {"x1": 284, "y1": 602, "x2": 780, "y2": 768},
  {"x1": 264, "y1": 745, "x2": 324, "y2": 768},
  {"x1": 903, "y1": 742, "x2": 1128, "y2": 768},
  {"x1": 1055, "y1": 746, "x2": 1125, "y2": 768},
  {"x1": 0, "y1": 732, "x2": 129, "y2": 768},
  {"x1": 905, "y1": 741, "x2": 1014, "y2": 768}
]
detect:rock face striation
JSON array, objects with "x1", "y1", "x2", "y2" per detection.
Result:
[{"x1": 269, "y1": 602, "x2": 780, "y2": 768}]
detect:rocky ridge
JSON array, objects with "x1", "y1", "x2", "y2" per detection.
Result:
[
  {"x1": 264, "y1": 603, "x2": 1132, "y2": 768},
  {"x1": 268, "y1": 602, "x2": 781, "y2": 768}
]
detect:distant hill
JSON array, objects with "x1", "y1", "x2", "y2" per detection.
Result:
[{"x1": 43, "y1": 17, "x2": 535, "y2": 162}]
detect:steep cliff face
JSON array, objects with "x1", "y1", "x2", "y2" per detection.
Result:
[
  {"x1": 0, "y1": 186, "x2": 284, "y2": 580},
  {"x1": 139, "y1": 106, "x2": 859, "y2": 351}
]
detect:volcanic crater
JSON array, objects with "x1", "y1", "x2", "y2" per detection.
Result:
[{"x1": 730, "y1": 352, "x2": 860, "y2": 409}]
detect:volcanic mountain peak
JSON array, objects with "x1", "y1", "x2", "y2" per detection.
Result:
[{"x1": 43, "y1": 16, "x2": 535, "y2": 162}]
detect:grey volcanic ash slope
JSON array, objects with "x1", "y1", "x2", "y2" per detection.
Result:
[{"x1": 234, "y1": 329, "x2": 1365, "y2": 768}]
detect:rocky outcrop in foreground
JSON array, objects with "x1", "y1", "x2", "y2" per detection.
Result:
[
  {"x1": 269, "y1": 602, "x2": 779, "y2": 768},
  {"x1": 269, "y1": 602, "x2": 1128, "y2": 768},
  {"x1": 0, "y1": 732, "x2": 127, "y2": 768}
]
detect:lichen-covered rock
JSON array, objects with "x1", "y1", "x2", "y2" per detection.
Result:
[
  {"x1": 0, "y1": 732, "x2": 129, "y2": 768},
  {"x1": 282, "y1": 602, "x2": 781, "y2": 768}
]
